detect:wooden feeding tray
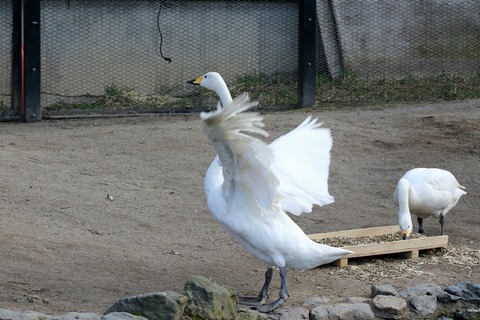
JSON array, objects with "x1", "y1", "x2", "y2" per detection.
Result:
[{"x1": 308, "y1": 225, "x2": 449, "y2": 267}]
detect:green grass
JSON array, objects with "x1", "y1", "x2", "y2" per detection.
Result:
[
  {"x1": 316, "y1": 71, "x2": 480, "y2": 106},
  {"x1": 44, "y1": 83, "x2": 182, "y2": 111},
  {"x1": 43, "y1": 72, "x2": 480, "y2": 112}
]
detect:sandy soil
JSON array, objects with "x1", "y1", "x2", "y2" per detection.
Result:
[{"x1": 0, "y1": 99, "x2": 479, "y2": 316}]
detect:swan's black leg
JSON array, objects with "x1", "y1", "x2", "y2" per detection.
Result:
[
  {"x1": 239, "y1": 267, "x2": 273, "y2": 306},
  {"x1": 417, "y1": 216, "x2": 424, "y2": 234},
  {"x1": 255, "y1": 267, "x2": 288, "y2": 313},
  {"x1": 439, "y1": 215, "x2": 445, "y2": 235}
]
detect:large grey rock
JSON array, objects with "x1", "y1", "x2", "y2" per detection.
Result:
[
  {"x1": 310, "y1": 303, "x2": 374, "y2": 320},
  {"x1": 399, "y1": 283, "x2": 442, "y2": 299},
  {"x1": 101, "y1": 313, "x2": 149, "y2": 320},
  {"x1": 445, "y1": 282, "x2": 480, "y2": 302},
  {"x1": 183, "y1": 275, "x2": 238, "y2": 320},
  {"x1": 370, "y1": 295, "x2": 406, "y2": 318},
  {"x1": 371, "y1": 284, "x2": 399, "y2": 297},
  {"x1": 302, "y1": 297, "x2": 331, "y2": 308},
  {"x1": 104, "y1": 291, "x2": 187, "y2": 320},
  {"x1": 0, "y1": 310, "x2": 147, "y2": 320},
  {"x1": 235, "y1": 309, "x2": 268, "y2": 320},
  {"x1": 409, "y1": 295, "x2": 437, "y2": 316},
  {"x1": 399, "y1": 283, "x2": 458, "y2": 303},
  {"x1": 59, "y1": 312, "x2": 102, "y2": 320},
  {"x1": 276, "y1": 306, "x2": 309, "y2": 320},
  {"x1": 344, "y1": 297, "x2": 371, "y2": 304},
  {"x1": 454, "y1": 307, "x2": 480, "y2": 320},
  {"x1": 0, "y1": 309, "x2": 55, "y2": 320}
]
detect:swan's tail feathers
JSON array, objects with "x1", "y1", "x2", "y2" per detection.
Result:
[
  {"x1": 308, "y1": 244, "x2": 353, "y2": 268},
  {"x1": 270, "y1": 116, "x2": 334, "y2": 215},
  {"x1": 321, "y1": 247, "x2": 353, "y2": 266},
  {"x1": 454, "y1": 184, "x2": 467, "y2": 202},
  {"x1": 201, "y1": 93, "x2": 278, "y2": 213}
]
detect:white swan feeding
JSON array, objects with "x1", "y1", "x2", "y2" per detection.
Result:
[
  {"x1": 394, "y1": 168, "x2": 466, "y2": 240},
  {"x1": 187, "y1": 72, "x2": 352, "y2": 312}
]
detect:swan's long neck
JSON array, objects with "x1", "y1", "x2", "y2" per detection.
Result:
[
  {"x1": 214, "y1": 81, "x2": 233, "y2": 107},
  {"x1": 397, "y1": 178, "x2": 413, "y2": 230}
]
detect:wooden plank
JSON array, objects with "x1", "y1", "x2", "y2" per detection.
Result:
[
  {"x1": 308, "y1": 226, "x2": 448, "y2": 267},
  {"x1": 308, "y1": 225, "x2": 399, "y2": 241},
  {"x1": 340, "y1": 235, "x2": 448, "y2": 259}
]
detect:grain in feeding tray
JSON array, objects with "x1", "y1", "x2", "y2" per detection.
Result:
[{"x1": 308, "y1": 225, "x2": 449, "y2": 267}]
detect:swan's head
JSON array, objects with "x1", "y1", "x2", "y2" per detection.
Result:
[
  {"x1": 187, "y1": 72, "x2": 233, "y2": 107},
  {"x1": 399, "y1": 215, "x2": 413, "y2": 240},
  {"x1": 187, "y1": 72, "x2": 227, "y2": 92}
]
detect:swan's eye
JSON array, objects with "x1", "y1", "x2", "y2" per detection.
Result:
[{"x1": 204, "y1": 75, "x2": 208, "y2": 78}]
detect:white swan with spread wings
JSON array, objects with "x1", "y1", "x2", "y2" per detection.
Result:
[{"x1": 188, "y1": 72, "x2": 351, "y2": 312}]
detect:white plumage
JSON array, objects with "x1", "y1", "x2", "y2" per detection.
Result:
[
  {"x1": 394, "y1": 168, "x2": 466, "y2": 239},
  {"x1": 188, "y1": 72, "x2": 351, "y2": 312}
]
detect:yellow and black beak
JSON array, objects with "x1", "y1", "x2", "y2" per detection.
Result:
[
  {"x1": 401, "y1": 230, "x2": 409, "y2": 240},
  {"x1": 186, "y1": 75, "x2": 203, "y2": 85}
]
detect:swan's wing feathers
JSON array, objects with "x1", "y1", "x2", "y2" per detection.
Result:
[
  {"x1": 270, "y1": 116, "x2": 334, "y2": 215},
  {"x1": 201, "y1": 93, "x2": 279, "y2": 214}
]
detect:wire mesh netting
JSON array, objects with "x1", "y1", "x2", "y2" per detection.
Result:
[
  {"x1": 40, "y1": 0, "x2": 299, "y2": 112},
  {"x1": 0, "y1": 1, "x2": 13, "y2": 111},
  {"x1": 1, "y1": 0, "x2": 480, "y2": 118},
  {"x1": 329, "y1": 1, "x2": 480, "y2": 78},
  {"x1": 315, "y1": 0, "x2": 480, "y2": 105}
]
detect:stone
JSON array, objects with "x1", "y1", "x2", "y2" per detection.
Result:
[
  {"x1": 454, "y1": 307, "x2": 480, "y2": 320},
  {"x1": 101, "y1": 313, "x2": 149, "y2": 320},
  {"x1": 371, "y1": 284, "x2": 399, "y2": 297},
  {"x1": 344, "y1": 296, "x2": 371, "y2": 304},
  {"x1": 302, "y1": 297, "x2": 331, "y2": 308},
  {"x1": 235, "y1": 309, "x2": 268, "y2": 320},
  {"x1": 399, "y1": 283, "x2": 458, "y2": 303},
  {"x1": 60, "y1": 312, "x2": 101, "y2": 320},
  {"x1": 370, "y1": 295, "x2": 407, "y2": 318},
  {"x1": 445, "y1": 282, "x2": 480, "y2": 302},
  {"x1": 399, "y1": 283, "x2": 443, "y2": 299},
  {"x1": 59, "y1": 312, "x2": 102, "y2": 320},
  {"x1": 275, "y1": 306, "x2": 309, "y2": 320},
  {"x1": 310, "y1": 303, "x2": 374, "y2": 320},
  {"x1": 183, "y1": 275, "x2": 238, "y2": 320},
  {"x1": 409, "y1": 295, "x2": 437, "y2": 316},
  {"x1": 0, "y1": 309, "x2": 55, "y2": 320},
  {"x1": 104, "y1": 291, "x2": 187, "y2": 320},
  {"x1": 0, "y1": 309, "x2": 19, "y2": 320}
]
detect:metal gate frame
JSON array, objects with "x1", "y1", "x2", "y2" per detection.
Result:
[
  {"x1": 3, "y1": 0, "x2": 40, "y2": 122},
  {"x1": 7, "y1": 0, "x2": 315, "y2": 122}
]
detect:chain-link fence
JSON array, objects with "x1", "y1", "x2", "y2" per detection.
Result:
[
  {"x1": 1, "y1": 0, "x2": 479, "y2": 119},
  {"x1": 323, "y1": 1, "x2": 480, "y2": 78},
  {"x1": 40, "y1": 0, "x2": 300, "y2": 112}
]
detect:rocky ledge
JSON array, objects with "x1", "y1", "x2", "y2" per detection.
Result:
[{"x1": 1, "y1": 277, "x2": 479, "y2": 320}]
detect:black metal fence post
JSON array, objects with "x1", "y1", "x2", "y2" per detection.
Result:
[
  {"x1": 11, "y1": 0, "x2": 22, "y2": 118},
  {"x1": 23, "y1": 0, "x2": 41, "y2": 121},
  {"x1": 298, "y1": 0, "x2": 316, "y2": 108}
]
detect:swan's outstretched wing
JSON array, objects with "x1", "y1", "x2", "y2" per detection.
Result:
[
  {"x1": 270, "y1": 116, "x2": 334, "y2": 215},
  {"x1": 201, "y1": 93, "x2": 279, "y2": 214}
]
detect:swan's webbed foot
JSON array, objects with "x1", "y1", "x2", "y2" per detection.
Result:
[
  {"x1": 255, "y1": 296, "x2": 287, "y2": 313},
  {"x1": 239, "y1": 267, "x2": 272, "y2": 306},
  {"x1": 240, "y1": 266, "x2": 289, "y2": 313}
]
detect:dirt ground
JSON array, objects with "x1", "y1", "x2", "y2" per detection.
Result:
[{"x1": 0, "y1": 99, "x2": 479, "y2": 316}]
